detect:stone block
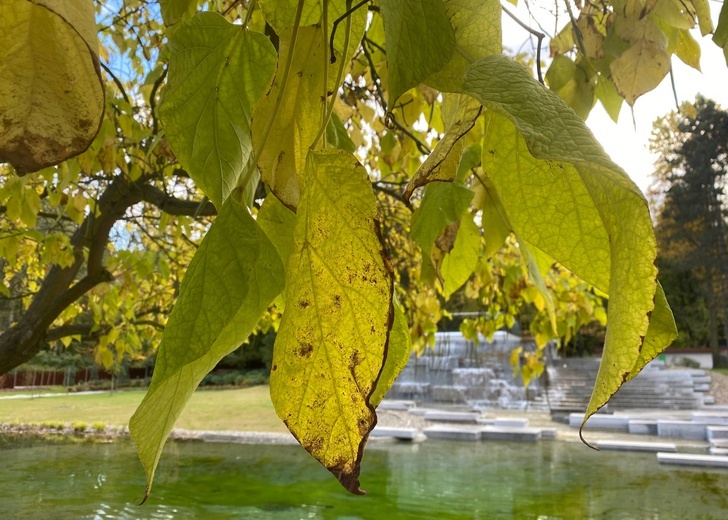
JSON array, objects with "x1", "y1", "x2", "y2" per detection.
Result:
[
  {"x1": 695, "y1": 384, "x2": 711, "y2": 392},
  {"x1": 704, "y1": 396, "x2": 716, "y2": 405},
  {"x1": 407, "y1": 407, "x2": 434, "y2": 416},
  {"x1": 692, "y1": 412, "x2": 728, "y2": 425},
  {"x1": 540, "y1": 428, "x2": 558, "y2": 440},
  {"x1": 569, "y1": 413, "x2": 629, "y2": 431},
  {"x1": 493, "y1": 418, "x2": 529, "y2": 428},
  {"x1": 707, "y1": 426, "x2": 728, "y2": 441},
  {"x1": 480, "y1": 426, "x2": 541, "y2": 442},
  {"x1": 657, "y1": 420, "x2": 707, "y2": 440},
  {"x1": 424, "y1": 410, "x2": 481, "y2": 423},
  {"x1": 371, "y1": 427, "x2": 420, "y2": 440},
  {"x1": 594, "y1": 440, "x2": 677, "y2": 452},
  {"x1": 657, "y1": 452, "x2": 728, "y2": 468},
  {"x1": 710, "y1": 439, "x2": 728, "y2": 449},
  {"x1": 423, "y1": 425, "x2": 483, "y2": 441},
  {"x1": 377, "y1": 400, "x2": 416, "y2": 411},
  {"x1": 628, "y1": 420, "x2": 658, "y2": 436},
  {"x1": 710, "y1": 447, "x2": 728, "y2": 456},
  {"x1": 431, "y1": 385, "x2": 467, "y2": 403}
]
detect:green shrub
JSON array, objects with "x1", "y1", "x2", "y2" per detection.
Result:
[
  {"x1": 72, "y1": 421, "x2": 88, "y2": 432},
  {"x1": 92, "y1": 421, "x2": 107, "y2": 432}
]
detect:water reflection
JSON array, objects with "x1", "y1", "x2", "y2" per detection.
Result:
[{"x1": 1, "y1": 435, "x2": 727, "y2": 519}]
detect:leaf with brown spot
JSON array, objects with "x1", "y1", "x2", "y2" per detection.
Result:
[
  {"x1": 269, "y1": 149, "x2": 394, "y2": 494},
  {"x1": 0, "y1": 0, "x2": 104, "y2": 174},
  {"x1": 403, "y1": 94, "x2": 482, "y2": 203}
]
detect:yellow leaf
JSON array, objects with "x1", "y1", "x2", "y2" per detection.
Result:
[
  {"x1": 252, "y1": 26, "x2": 327, "y2": 210},
  {"x1": 270, "y1": 149, "x2": 394, "y2": 494},
  {"x1": 610, "y1": 39, "x2": 670, "y2": 105},
  {"x1": 403, "y1": 94, "x2": 482, "y2": 202},
  {"x1": 0, "y1": 0, "x2": 104, "y2": 173}
]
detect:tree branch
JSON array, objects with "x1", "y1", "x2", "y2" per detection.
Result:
[{"x1": 138, "y1": 185, "x2": 217, "y2": 216}]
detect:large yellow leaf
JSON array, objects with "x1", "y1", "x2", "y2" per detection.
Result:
[
  {"x1": 0, "y1": 0, "x2": 103, "y2": 173},
  {"x1": 270, "y1": 149, "x2": 394, "y2": 494}
]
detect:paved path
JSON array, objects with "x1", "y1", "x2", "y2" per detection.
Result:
[{"x1": 0, "y1": 390, "x2": 110, "y2": 400}]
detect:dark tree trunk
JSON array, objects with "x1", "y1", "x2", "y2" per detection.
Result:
[{"x1": 0, "y1": 176, "x2": 143, "y2": 375}]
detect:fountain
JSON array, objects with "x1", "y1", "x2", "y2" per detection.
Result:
[{"x1": 387, "y1": 331, "x2": 545, "y2": 409}]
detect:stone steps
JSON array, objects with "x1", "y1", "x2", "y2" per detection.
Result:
[{"x1": 657, "y1": 452, "x2": 728, "y2": 469}]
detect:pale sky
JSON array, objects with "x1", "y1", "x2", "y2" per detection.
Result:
[{"x1": 504, "y1": 2, "x2": 728, "y2": 194}]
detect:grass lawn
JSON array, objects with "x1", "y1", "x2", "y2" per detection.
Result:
[{"x1": 0, "y1": 385, "x2": 288, "y2": 433}]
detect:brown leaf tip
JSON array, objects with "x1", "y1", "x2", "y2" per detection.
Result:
[{"x1": 330, "y1": 464, "x2": 366, "y2": 495}]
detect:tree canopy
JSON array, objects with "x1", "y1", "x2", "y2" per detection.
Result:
[{"x1": 3, "y1": 0, "x2": 727, "y2": 498}]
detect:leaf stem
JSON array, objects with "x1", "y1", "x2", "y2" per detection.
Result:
[
  {"x1": 322, "y1": 0, "x2": 330, "y2": 126},
  {"x1": 311, "y1": 0, "x2": 354, "y2": 150},
  {"x1": 242, "y1": 0, "x2": 258, "y2": 28},
  {"x1": 240, "y1": 0, "x2": 306, "y2": 193},
  {"x1": 501, "y1": 5, "x2": 545, "y2": 85}
]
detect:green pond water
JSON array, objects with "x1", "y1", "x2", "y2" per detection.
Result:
[{"x1": 1, "y1": 435, "x2": 727, "y2": 519}]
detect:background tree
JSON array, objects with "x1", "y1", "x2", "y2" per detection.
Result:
[{"x1": 650, "y1": 96, "x2": 728, "y2": 365}]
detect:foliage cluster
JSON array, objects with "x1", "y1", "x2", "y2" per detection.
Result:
[{"x1": 3, "y1": 0, "x2": 727, "y2": 499}]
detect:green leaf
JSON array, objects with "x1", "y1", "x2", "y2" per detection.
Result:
[
  {"x1": 411, "y1": 181, "x2": 477, "y2": 295},
  {"x1": 714, "y1": 1, "x2": 728, "y2": 66},
  {"x1": 159, "y1": 13, "x2": 276, "y2": 209},
  {"x1": 257, "y1": 192, "x2": 297, "y2": 310},
  {"x1": 257, "y1": 193, "x2": 297, "y2": 273},
  {"x1": 370, "y1": 302, "x2": 412, "y2": 407},
  {"x1": 0, "y1": 0, "x2": 104, "y2": 174},
  {"x1": 129, "y1": 197, "x2": 285, "y2": 501},
  {"x1": 326, "y1": 111, "x2": 356, "y2": 153},
  {"x1": 472, "y1": 172, "x2": 511, "y2": 259},
  {"x1": 519, "y1": 241, "x2": 557, "y2": 334},
  {"x1": 674, "y1": 28, "x2": 701, "y2": 71},
  {"x1": 252, "y1": 26, "x2": 327, "y2": 210},
  {"x1": 439, "y1": 213, "x2": 481, "y2": 298},
  {"x1": 594, "y1": 74, "x2": 623, "y2": 123},
  {"x1": 269, "y1": 149, "x2": 394, "y2": 494},
  {"x1": 610, "y1": 39, "x2": 670, "y2": 106},
  {"x1": 403, "y1": 94, "x2": 481, "y2": 202},
  {"x1": 258, "y1": 0, "x2": 367, "y2": 59},
  {"x1": 463, "y1": 54, "x2": 676, "y2": 432},
  {"x1": 411, "y1": 182, "x2": 474, "y2": 254},
  {"x1": 380, "y1": 0, "x2": 455, "y2": 105},
  {"x1": 258, "y1": 0, "x2": 324, "y2": 32},
  {"x1": 545, "y1": 55, "x2": 595, "y2": 120},
  {"x1": 158, "y1": 0, "x2": 199, "y2": 25},
  {"x1": 425, "y1": 0, "x2": 502, "y2": 92},
  {"x1": 627, "y1": 282, "x2": 677, "y2": 377},
  {"x1": 692, "y1": 0, "x2": 714, "y2": 35}
]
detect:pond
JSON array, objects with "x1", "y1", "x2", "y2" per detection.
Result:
[{"x1": 1, "y1": 435, "x2": 727, "y2": 519}]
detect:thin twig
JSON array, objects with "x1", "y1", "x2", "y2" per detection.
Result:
[
  {"x1": 502, "y1": 5, "x2": 545, "y2": 85},
  {"x1": 100, "y1": 61, "x2": 131, "y2": 104},
  {"x1": 669, "y1": 63, "x2": 679, "y2": 110},
  {"x1": 360, "y1": 37, "x2": 431, "y2": 155},
  {"x1": 312, "y1": 0, "x2": 354, "y2": 149},
  {"x1": 243, "y1": 0, "x2": 306, "y2": 192},
  {"x1": 330, "y1": 0, "x2": 370, "y2": 63}
]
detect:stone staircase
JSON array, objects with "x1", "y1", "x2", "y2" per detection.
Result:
[{"x1": 536, "y1": 358, "x2": 711, "y2": 418}]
